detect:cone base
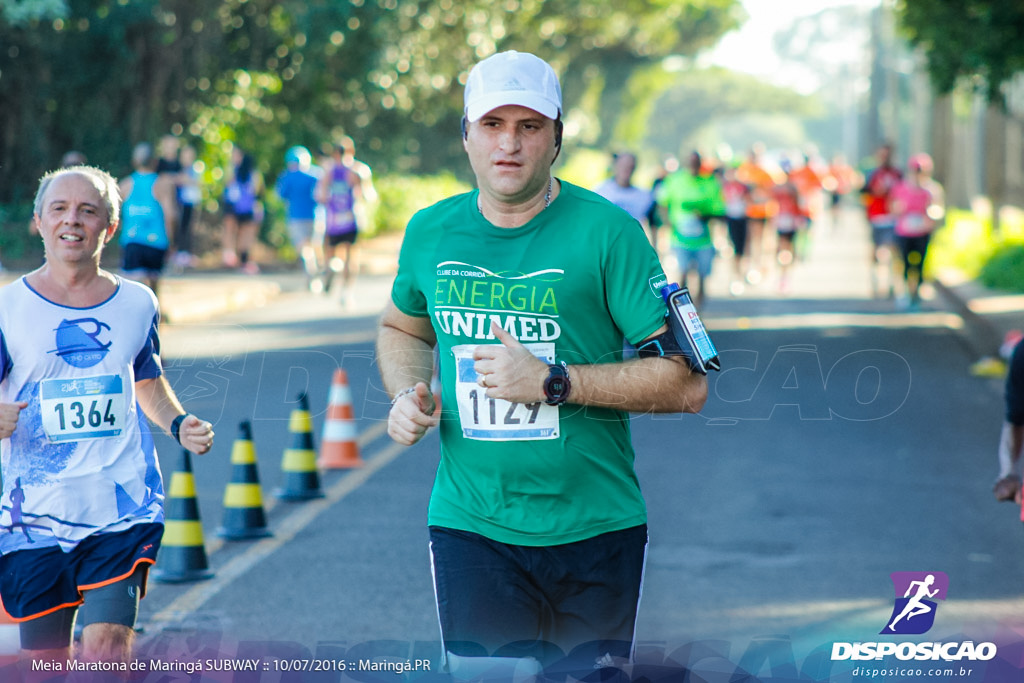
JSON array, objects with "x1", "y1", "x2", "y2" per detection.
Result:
[
  {"x1": 274, "y1": 471, "x2": 324, "y2": 500},
  {"x1": 216, "y1": 526, "x2": 272, "y2": 540},
  {"x1": 151, "y1": 567, "x2": 214, "y2": 584},
  {"x1": 274, "y1": 488, "x2": 325, "y2": 501},
  {"x1": 317, "y1": 457, "x2": 364, "y2": 470}
]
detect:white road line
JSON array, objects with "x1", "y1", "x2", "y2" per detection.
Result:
[
  {"x1": 199, "y1": 420, "x2": 389, "y2": 556},
  {"x1": 706, "y1": 311, "x2": 963, "y2": 331}
]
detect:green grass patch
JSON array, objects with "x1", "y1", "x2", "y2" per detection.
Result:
[
  {"x1": 980, "y1": 243, "x2": 1024, "y2": 291},
  {"x1": 373, "y1": 173, "x2": 471, "y2": 235},
  {"x1": 926, "y1": 207, "x2": 1024, "y2": 292}
]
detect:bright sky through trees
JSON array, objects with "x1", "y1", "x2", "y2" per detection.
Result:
[{"x1": 701, "y1": 0, "x2": 881, "y2": 94}]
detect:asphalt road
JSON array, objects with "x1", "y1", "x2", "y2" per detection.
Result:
[{"x1": 123, "y1": 210, "x2": 1024, "y2": 681}]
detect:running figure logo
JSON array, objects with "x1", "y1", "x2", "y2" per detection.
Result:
[{"x1": 881, "y1": 571, "x2": 948, "y2": 635}]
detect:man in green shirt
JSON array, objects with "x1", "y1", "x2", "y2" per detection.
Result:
[
  {"x1": 657, "y1": 151, "x2": 724, "y2": 308},
  {"x1": 376, "y1": 50, "x2": 707, "y2": 674}
]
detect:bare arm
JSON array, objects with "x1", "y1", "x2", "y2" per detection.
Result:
[
  {"x1": 154, "y1": 176, "x2": 177, "y2": 244},
  {"x1": 118, "y1": 177, "x2": 133, "y2": 202},
  {"x1": 355, "y1": 162, "x2": 377, "y2": 203},
  {"x1": 999, "y1": 421, "x2": 1024, "y2": 478},
  {"x1": 1012, "y1": 423, "x2": 1024, "y2": 468},
  {"x1": 349, "y1": 168, "x2": 363, "y2": 202},
  {"x1": 567, "y1": 351, "x2": 706, "y2": 413},
  {"x1": 135, "y1": 376, "x2": 214, "y2": 455},
  {"x1": 473, "y1": 322, "x2": 707, "y2": 414},
  {"x1": 314, "y1": 166, "x2": 331, "y2": 204},
  {"x1": 376, "y1": 300, "x2": 440, "y2": 445},
  {"x1": 993, "y1": 421, "x2": 1024, "y2": 501}
]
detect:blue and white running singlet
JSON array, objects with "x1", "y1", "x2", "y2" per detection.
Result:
[{"x1": 0, "y1": 276, "x2": 165, "y2": 554}]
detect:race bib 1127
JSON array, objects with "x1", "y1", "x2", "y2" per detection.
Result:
[{"x1": 451, "y1": 343, "x2": 559, "y2": 441}]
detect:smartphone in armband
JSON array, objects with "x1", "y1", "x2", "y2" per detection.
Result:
[{"x1": 664, "y1": 285, "x2": 721, "y2": 374}]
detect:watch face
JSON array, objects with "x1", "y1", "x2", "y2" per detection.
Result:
[{"x1": 545, "y1": 364, "x2": 569, "y2": 405}]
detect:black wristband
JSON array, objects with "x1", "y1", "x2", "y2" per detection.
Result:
[{"x1": 171, "y1": 414, "x2": 188, "y2": 444}]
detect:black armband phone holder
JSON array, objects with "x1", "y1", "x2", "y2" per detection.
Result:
[{"x1": 635, "y1": 284, "x2": 721, "y2": 375}]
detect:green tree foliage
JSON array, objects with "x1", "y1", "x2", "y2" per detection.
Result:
[
  {"x1": 897, "y1": 0, "x2": 1024, "y2": 104},
  {"x1": 0, "y1": 0, "x2": 741, "y2": 206},
  {"x1": 645, "y1": 67, "x2": 823, "y2": 156},
  {"x1": 0, "y1": 0, "x2": 68, "y2": 24}
]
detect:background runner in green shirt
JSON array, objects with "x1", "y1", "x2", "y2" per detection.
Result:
[{"x1": 657, "y1": 151, "x2": 724, "y2": 307}]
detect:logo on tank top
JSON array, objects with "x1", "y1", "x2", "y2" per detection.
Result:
[{"x1": 50, "y1": 318, "x2": 112, "y2": 368}]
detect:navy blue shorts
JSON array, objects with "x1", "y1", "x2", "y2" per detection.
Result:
[
  {"x1": 429, "y1": 524, "x2": 648, "y2": 664},
  {"x1": 0, "y1": 522, "x2": 162, "y2": 621},
  {"x1": 326, "y1": 230, "x2": 358, "y2": 247},
  {"x1": 121, "y1": 243, "x2": 168, "y2": 276}
]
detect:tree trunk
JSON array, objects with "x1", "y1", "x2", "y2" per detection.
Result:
[
  {"x1": 984, "y1": 103, "x2": 1006, "y2": 233},
  {"x1": 929, "y1": 95, "x2": 952, "y2": 190}
]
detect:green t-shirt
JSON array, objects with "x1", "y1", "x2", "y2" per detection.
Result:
[
  {"x1": 656, "y1": 171, "x2": 724, "y2": 249},
  {"x1": 391, "y1": 181, "x2": 669, "y2": 546}
]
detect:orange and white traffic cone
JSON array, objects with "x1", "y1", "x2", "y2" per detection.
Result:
[{"x1": 318, "y1": 369, "x2": 364, "y2": 469}]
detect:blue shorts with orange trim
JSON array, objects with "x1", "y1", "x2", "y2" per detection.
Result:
[{"x1": 0, "y1": 522, "x2": 162, "y2": 621}]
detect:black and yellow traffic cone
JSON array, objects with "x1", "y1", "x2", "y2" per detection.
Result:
[
  {"x1": 275, "y1": 392, "x2": 325, "y2": 501},
  {"x1": 217, "y1": 421, "x2": 271, "y2": 539},
  {"x1": 152, "y1": 449, "x2": 214, "y2": 583}
]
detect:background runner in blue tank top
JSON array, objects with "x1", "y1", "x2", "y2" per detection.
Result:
[{"x1": 119, "y1": 143, "x2": 176, "y2": 299}]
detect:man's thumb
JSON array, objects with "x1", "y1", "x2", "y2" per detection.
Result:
[
  {"x1": 491, "y1": 320, "x2": 522, "y2": 347},
  {"x1": 414, "y1": 382, "x2": 434, "y2": 408}
]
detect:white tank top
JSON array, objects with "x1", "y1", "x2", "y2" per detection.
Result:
[{"x1": 0, "y1": 276, "x2": 165, "y2": 553}]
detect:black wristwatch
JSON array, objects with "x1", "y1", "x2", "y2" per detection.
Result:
[{"x1": 543, "y1": 362, "x2": 571, "y2": 406}]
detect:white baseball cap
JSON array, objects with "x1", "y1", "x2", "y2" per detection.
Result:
[{"x1": 464, "y1": 51, "x2": 562, "y2": 123}]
